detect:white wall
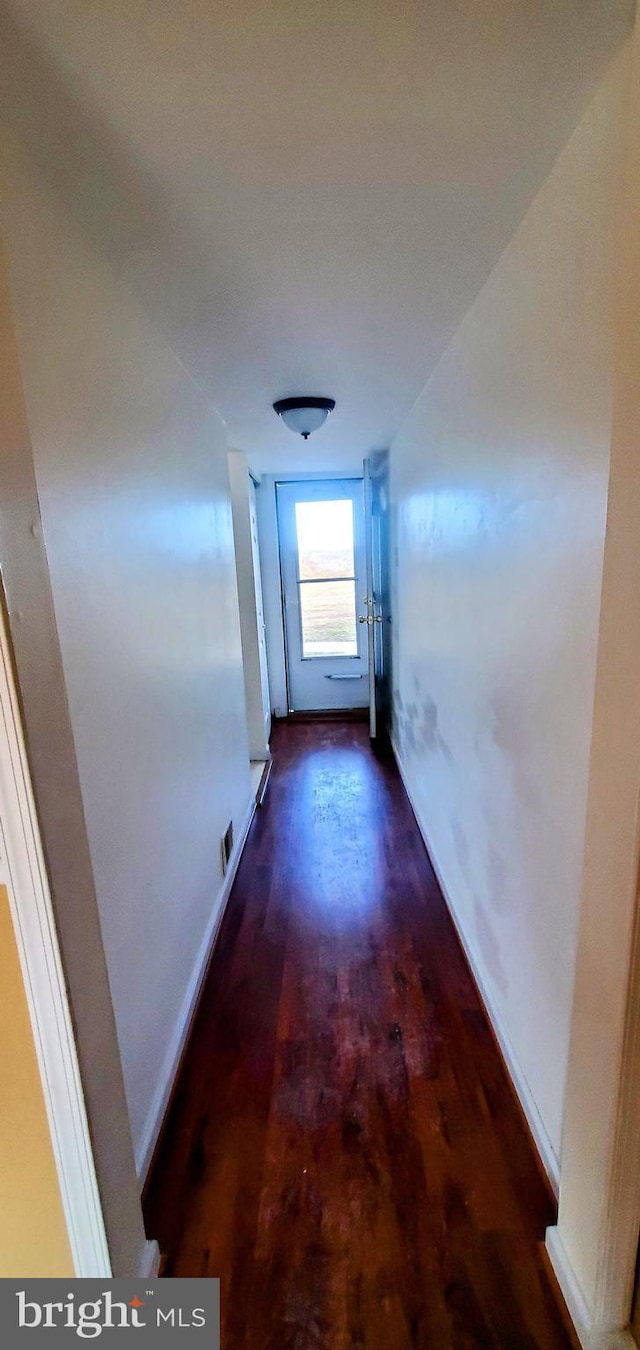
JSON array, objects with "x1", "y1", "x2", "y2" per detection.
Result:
[
  {"x1": 390, "y1": 53, "x2": 627, "y2": 1183},
  {"x1": 1, "y1": 142, "x2": 252, "y2": 1174}
]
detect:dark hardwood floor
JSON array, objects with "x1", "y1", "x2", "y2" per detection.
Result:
[{"x1": 144, "y1": 721, "x2": 574, "y2": 1350}]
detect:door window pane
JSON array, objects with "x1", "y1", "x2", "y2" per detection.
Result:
[
  {"x1": 300, "y1": 580, "x2": 357, "y2": 657},
  {"x1": 295, "y1": 500, "x2": 354, "y2": 580}
]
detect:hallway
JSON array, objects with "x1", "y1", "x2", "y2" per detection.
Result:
[{"x1": 144, "y1": 722, "x2": 573, "y2": 1349}]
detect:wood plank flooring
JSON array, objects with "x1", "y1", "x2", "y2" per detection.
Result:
[{"x1": 144, "y1": 721, "x2": 574, "y2": 1350}]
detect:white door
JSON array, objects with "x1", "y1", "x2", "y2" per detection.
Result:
[
  {"x1": 277, "y1": 479, "x2": 369, "y2": 712},
  {"x1": 249, "y1": 478, "x2": 271, "y2": 745}
]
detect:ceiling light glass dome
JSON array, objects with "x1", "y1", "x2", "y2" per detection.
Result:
[{"x1": 273, "y1": 396, "x2": 336, "y2": 439}]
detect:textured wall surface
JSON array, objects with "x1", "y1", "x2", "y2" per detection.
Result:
[{"x1": 390, "y1": 55, "x2": 625, "y2": 1173}]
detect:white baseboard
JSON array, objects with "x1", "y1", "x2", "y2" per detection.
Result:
[
  {"x1": 390, "y1": 735, "x2": 560, "y2": 1197},
  {"x1": 545, "y1": 1225, "x2": 637, "y2": 1350},
  {"x1": 546, "y1": 1224, "x2": 592, "y2": 1346},
  {"x1": 137, "y1": 1238, "x2": 161, "y2": 1280},
  {"x1": 135, "y1": 791, "x2": 257, "y2": 1186}
]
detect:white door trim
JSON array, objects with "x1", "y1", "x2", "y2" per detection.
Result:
[
  {"x1": 546, "y1": 885, "x2": 640, "y2": 1348},
  {"x1": 0, "y1": 604, "x2": 111, "y2": 1277}
]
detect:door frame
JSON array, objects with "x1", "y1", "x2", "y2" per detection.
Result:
[
  {"x1": 544, "y1": 20, "x2": 640, "y2": 1345},
  {"x1": 276, "y1": 477, "x2": 369, "y2": 713},
  {"x1": 363, "y1": 451, "x2": 391, "y2": 741},
  {"x1": 546, "y1": 846, "x2": 640, "y2": 1350},
  {"x1": 363, "y1": 460, "x2": 377, "y2": 738},
  {"x1": 248, "y1": 474, "x2": 272, "y2": 751},
  {"x1": 0, "y1": 600, "x2": 111, "y2": 1276}
]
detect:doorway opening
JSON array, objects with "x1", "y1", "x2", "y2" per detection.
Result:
[
  {"x1": 277, "y1": 479, "x2": 369, "y2": 714},
  {"x1": 229, "y1": 451, "x2": 272, "y2": 809}
]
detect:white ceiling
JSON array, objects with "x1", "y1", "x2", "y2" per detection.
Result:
[{"x1": 2, "y1": 0, "x2": 633, "y2": 473}]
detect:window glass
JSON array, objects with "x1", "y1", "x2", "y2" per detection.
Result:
[
  {"x1": 299, "y1": 579, "x2": 358, "y2": 658},
  {"x1": 295, "y1": 500, "x2": 355, "y2": 580}
]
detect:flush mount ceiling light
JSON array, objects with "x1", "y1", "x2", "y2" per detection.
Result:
[{"x1": 273, "y1": 396, "x2": 336, "y2": 440}]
